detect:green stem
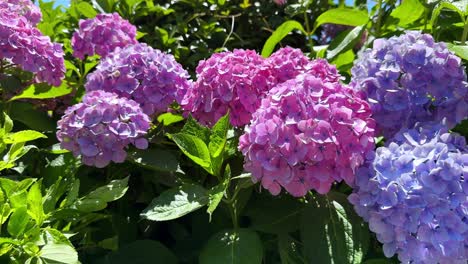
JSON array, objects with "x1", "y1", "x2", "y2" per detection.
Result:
[
  {"x1": 375, "y1": 0, "x2": 384, "y2": 37},
  {"x1": 461, "y1": 20, "x2": 468, "y2": 44},
  {"x1": 303, "y1": 12, "x2": 315, "y2": 57}
]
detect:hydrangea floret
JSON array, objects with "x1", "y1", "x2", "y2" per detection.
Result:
[
  {"x1": 266, "y1": 47, "x2": 342, "y2": 84},
  {"x1": 57, "y1": 91, "x2": 150, "y2": 168},
  {"x1": 349, "y1": 123, "x2": 468, "y2": 264},
  {"x1": 351, "y1": 31, "x2": 468, "y2": 139},
  {"x1": 85, "y1": 43, "x2": 191, "y2": 116},
  {"x1": 71, "y1": 13, "x2": 138, "y2": 59},
  {"x1": 0, "y1": 2, "x2": 65, "y2": 86},
  {"x1": 239, "y1": 70, "x2": 375, "y2": 197},
  {"x1": 181, "y1": 49, "x2": 276, "y2": 127}
]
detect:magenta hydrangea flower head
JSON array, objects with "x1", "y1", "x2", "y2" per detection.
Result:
[
  {"x1": 267, "y1": 47, "x2": 342, "y2": 84},
  {"x1": 85, "y1": 43, "x2": 191, "y2": 116},
  {"x1": 351, "y1": 31, "x2": 468, "y2": 139},
  {"x1": 0, "y1": 7, "x2": 65, "y2": 86},
  {"x1": 239, "y1": 71, "x2": 376, "y2": 197},
  {"x1": 182, "y1": 49, "x2": 276, "y2": 127},
  {"x1": 349, "y1": 123, "x2": 468, "y2": 264},
  {"x1": 56, "y1": 91, "x2": 150, "y2": 168},
  {"x1": 71, "y1": 13, "x2": 138, "y2": 59},
  {"x1": 0, "y1": 0, "x2": 42, "y2": 26}
]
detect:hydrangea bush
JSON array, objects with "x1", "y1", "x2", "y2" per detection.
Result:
[
  {"x1": 71, "y1": 13, "x2": 138, "y2": 59},
  {"x1": 239, "y1": 70, "x2": 375, "y2": 196},
  {"x1": 351, "y1": 31, "x2": 468, "y2": 139},
  {"x1": 349, "y1": 123, "x2": 468, "y2": 263},
  {"x1": 56, "y1": 90, "x2": 150, "y2": 168}
]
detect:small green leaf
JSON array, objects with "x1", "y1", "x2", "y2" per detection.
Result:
[
  {"x1": 157, "y1": 113, "x2": 185, "y2": 126},
  {"x1": 447, "y1": 44, "x2": 468, "y2": 60},
  {"x1": 63, "y1": 179, "x2": 80, "y2": 207},
  {"x1": 40, "y1": 243, "x2": 79, "y2": 264},
  {"x1": 5, "y1": 130, "x2": 47, "y2": 144},
  {"x1": 181, "y1": 115, "x2": 211, "y2": 143},
  {"x1": 313, "y1": 8, "x2": 369, "y2": 33},
  {"x1": 3, "y1": 113, "x2": 13, "y2": 134},
  {"x1": 141, "y1": 184, "x2": 208, "y2": 221},
  {"x1": 431, "y1": 1, "x2": 466, "y2": 29},
  {"x1": 7, "y1": 207, "x2": 30, "y2": 237},
  {"x1": 207, "y1": 166, "x2": 230, "y2": 220},
  {"x1": 128, "y1": 148, "x2": 179, "y2": 172},
  {"x1": 209, "y1": 113, "x2": 230, "y2": 158},
  {"x1": 27, "y1": 180, "x2": 44, "y2": 226},
  {"x1": 262, "y1": 20, "x2": 306, "y2": 57},
  {"x1": 76, "y1": 2, "x2": 98, "y2": 18},
  {"x1": 386, "y1": 0, "x2": 425, "y2": 27},
  {"x1": 75, "y1": 177, "x2": 129, "y2": 212},
  {"x1": 326, "y1": 26, "x2": 364, "y2": 60},
  {"x1": 199, "y1": 229, "x2": 263, "y2": 264},
  {"x1": 168, "y1": 133, "x2": 212, "y2": 174},
  {"x1": 10, "y1": 82, "x2": 72, "y2": 101}
]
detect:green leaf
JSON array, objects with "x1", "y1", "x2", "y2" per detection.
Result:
[
  {"x1": 431, "y1": 1, "x2": 466, "y2": 29},
  {"x1": 10, "y1": 82, "x2": 72, "y2": 101},
  {"x1": 63, "y1": 179, "x2": 80, "y2": 207},
  {"x1": 447, "y1": 44, "x2": 468, "y2": 60},
  {"x1": 27, "y1": 180, "x2": 44, "y2": 226},
  {"x1": 312, "y1": 8, "x2": 369, "y2": 33},
  {"x1": 141, "y1": 184, "x2": 208, "y2": 221},
  {"x1": 331, "y1": 50, "x2": 355, "y2": 73},
  {"x1": 75, "y1": 177, "x2": 129, "y2": 212},
  {"x1": 128, "y1": 148, "x2": 179, "y2": 172},
  {"x1": 326, "y1": 26, "x2": 364, "y2": 60},
  {"x1": 40, "y1": 244, "x2": 79, "y2": 264},
  {"x1": 209, "y1": 113, "x2": 230, "y2": 158},
  {"x1": 207, "y1": 165, "x2": 230, "y2": 221},
  {"x1": 157, "y1": 113, "x2": 185, "y2": 126},
  {"x1": 77, "y1": 2, "x2": 98, "y2": 18},
  {"x1": 181, "y1": 115, "x2": 211, "y2": 143},
  {"x1": 9, "y1": 102, "x2": 55, "y2": 131},
  {"x1": 262, "y1": 20, "x2": 306, "y2": 57},
  {"x1": 3, "y1": 113, "x2": 13, "y2": 134},
  {"x1": 386, "y1": 0, "x2": 425, "y2": 27},
  {"x1": 5, "y1": 130, "x2": 47, "y2": 144},
  {"x1": 7, "y1": 207, "x2": 30, "y2": 237},
  {"x1": 199, "y1": 229, "x2": 263, "y2": 264},
  {"x1": 278, "y1": 233, "x2": 305, "y2": 264},
  {"x1": 96, "y1": 240, "x2": 177, "y2": 264},
  {"x1": 168, "y1": 133, "x2": 212, "y2": 174},
  {"x1": 300, "y1": 192, "x2": 369, "y2": 264}
]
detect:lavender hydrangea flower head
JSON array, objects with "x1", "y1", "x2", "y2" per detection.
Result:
[
  {"x1": 349, "y1": 123, "x2": 468, "y2": 264},
  {"x1": 57, "y1": 91, "x2": 150, "y2": 168},
  {"x1": 0, "y1": 0, "x2": 42, "y2": 26},
  {"x1": 239, "y1": 70, "x2": 376, "y2": 197},
  {"x1": 351, "y1": 31, "x2": 468, "y2": 139},
  {"x1": 182, "y1": 49, "x2": 276, "y2": 127},
  {"x1": 267, "y1": 47, "x2": 342, "y2": 84},
  {"x1": 85, "y1": 43, "x2": 191, "y2": 116},
  {"x1": 0, "y1": 5, "x2": 65, "y2": 86},
  {"x1": 71, "y1": 13, "x2": 138, "y2": 59}
]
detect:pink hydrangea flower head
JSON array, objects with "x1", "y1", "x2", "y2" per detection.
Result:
[
  {"x1": 239, "y1": 70, "x2": 376, "y2": 197},
  {"x1": 0, "y1": 7, "x2": 65, "y2": 86},
  {"x1": 0, "y1": 0, "x2": 42, "y2": 26},
  {"x1": 267, "y1": 47, "x2": 342, "y2": 84},
  {"x1": 57, "y1": 91, "x2": 150, "y2": 168},
  {"x1": 182, "y1": 49, "x2": 276, "y2": 127},
  {"x1": 71, "y1": 13, "x2": 138, "y2": 59},
  {"x1": 85, "y1": 43, "x2": 192, "y2": 116}
]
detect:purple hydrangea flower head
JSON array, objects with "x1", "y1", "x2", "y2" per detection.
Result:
[
  {"x1": 71, "y1": 13, "x2": 138, "y2": 59},
  {"x1": 182, "y1": 49, "x2": 276, "y2": 127},
  {"x1": 85, "y1": 43, "x2": 191, "y2": 116},
  {"x1": 351, "y1": 31, "x2": 468, "y2": 139},
  {"x1": 0, "y1": 6, "x2": 65, "y2": 86},
  {"x1": 267, "y1": 47, "x2": 342, "y2": 84},
  {"x1": 57, "y1": 91, "x2": 150, "y2": 168},
  {"x1": 349, "y1": 123, "x2": 468, "y2": 264},
  {"x1": 0, "y1": 0, "x2": 42, "y2": 26},
  {"x1": 239, "y1": 69, "x2": 376, "y2": 197}
]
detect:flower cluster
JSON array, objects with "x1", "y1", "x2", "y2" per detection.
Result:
[
  {"x1": 0, "y1": 1, "x2": 65, "y2": 86},
  {"x1": 0, "y1": 0, "x2": 42, "y2": 26},
  {"x1": 85, "y1": 43, "x2": 191, "y2": 116},
  {"x1": 71, "y1": 13, "x2": 138, "y2": 59},
  {"x1": 239, "y1": 72, "x2": 375, "y2": 196},
  {"x1": 57, "y1": 91, "x2": 150, "y2": 168},
  {"x1": 267, "y1": 47, "x2": 342, "y2": 84},
  {"x1": 182, "y1": 49, "x2": 276, "y2": 126},
  {"x1": 349, "y1": 123, "x2": 468, "y2": 264},
  {"x1": 351, "y1": 31, "x2": 468, "y2": 139}
]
